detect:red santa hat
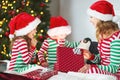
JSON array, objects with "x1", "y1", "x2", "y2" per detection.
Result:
[
  {"x1": 47, "y1": 16, "x2": 71, "y2": 37},
  {"x1": 9, "y1": 12, "x2": 41, "y2": 39},
  {"x1": 87, "y1": 0, "x2": 115, "y2": 21}
]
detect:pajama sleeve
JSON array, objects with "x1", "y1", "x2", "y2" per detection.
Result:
[
  {"x1": 97, "y1": 40, "x2": 120, "y2": 73},
  {"x1": 65, "y1": 40, "x2": 80, "y2": 48},
  {"x1": 38, "y1": 39, "x2": 49, "y2": 63},
  {"x1": 90, "y1": 54, "x2": 101, "y2": 64},
  {"x1": 18, "y1": 39, "x2": 33, "y2": 64}
]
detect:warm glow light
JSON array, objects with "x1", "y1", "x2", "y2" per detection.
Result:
[
  {"x1": 40, "y1": 11, "x2": 44, "y2": 15},
  {"x1": 13, "y1": 1, "x2": 16, "y2": 3},
  {"x1": 11, "y1": 7, "x2": 13, "y2": 9},
  {"x1": 45, "y1": 0, "x2": 49, "y2": 3},
  {"x1": 6, "y1": 1, "x2": 8, "y2": 3},
  {"x1": 16, "y1": 9, "x2": 19, "y2": 12},
  {"x1": 41, "y1": 30, "x2": 44, "y2": 33},
  {"x1": 31, "y1": 10, "x2": 34, "y2": 13},
  {"x1": 8, "y1": 4, "x2": 12, "y2": 6},
  {"x1": 2, "y1": 6, "x2": 7, "y2": 9},
  {"x1": 0, "y1": 35, "x2": 2, "y2": 37}
]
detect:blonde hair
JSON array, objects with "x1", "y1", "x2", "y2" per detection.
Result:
[{"x1": 96, "y1": 21, "x2": 119, "y2": 41}]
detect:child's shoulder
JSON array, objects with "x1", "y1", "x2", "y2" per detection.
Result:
[{"x1": 14, "y1": 37, "x2": 26, "y2": 42}]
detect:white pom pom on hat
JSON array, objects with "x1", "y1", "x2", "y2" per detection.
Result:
[
  {"x1": 9, "y1": 12, "x2": 41, "y2": 39},
  {"x1": 87, "y1": 0, "x2": 115, "y2": 21}
]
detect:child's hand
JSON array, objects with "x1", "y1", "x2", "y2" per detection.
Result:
[
  {"x1": 41, "y1": 62, "x2": 49, "y2": 67},
  {"x1": 78, "y1": 64, "x2": 90, "y2": 73},
  {"x1": 58, "y1": 39, "x2": 65, "y2": 46},
  {"x1": 83, "y1": 50, "x2": 92, "y2": 59},
  {"x1": 31, "y1": 38, "x2": 38, "y2": 47}
]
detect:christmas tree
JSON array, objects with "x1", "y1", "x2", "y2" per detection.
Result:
[{"x1": 0, "y1": 0, "x2": 51, "y2": 60}]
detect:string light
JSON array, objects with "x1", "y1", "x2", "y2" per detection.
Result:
[
  {"x1": 6, "y1": 54, "x2": 8, "y2": 57},
  {"x1": 31, "y1": 10, "x2": 34, "y2": 13},
  {"x1": 26, "y1": 1, "x2": 30, "y2": 6},
  {"x1": 40, "y1": 11, "x2": 44, "y2": 15},
  {"x1": 3, "y1": 18, "x2": 6, "y2": 21},
  {"x1": 37, "y1": 62, "x2": 40, "y2": 65},
  {"x1": 31, "y1": 14, "x2": 34, "y2": 16},
  {"x1": 1, "y1": 51, "x2": 4, "y2": 54},
  {"x1": 41, "y1": 29, "x2": 44, "y2": 33},
  {"x1": 0, "y1": 21, "x2": 3, "y2": 26},
  {"x1": 13, "y1": 1, "x2": 16, "y2": 3},
  {"x1": 5, "y1": 1, "x2": 8, "y2": 4},
  {"x1": 3, "y1": 45, "x2": 7, "y2": 55},
  {"x1": 2, "y1": 3, "x2": 5, "y2": 6},
  {"x1": 45, "y1": 0, "x2": 49, "y2": 3},
  {"x1": 0, "y1": 35, "x2": 2, "y2": 38},
  {"x1": 2, "y1": 1, "x2": 4, "y2": 3},
  {"x1": 2, "y1": 6, "x2": 7, "y2": 9},
  {"x1": 11, "y1": 7, "x2": 13, "y2": 9},
  {"x1": 16, "y1": 9, "x2": 19, "y2": 12},
  {"x1": 6, "y1": 20, "x2": 8, "y2": 22},
  {"x1": 8, "y1": 4, "x2": 12, "y2": 6}
]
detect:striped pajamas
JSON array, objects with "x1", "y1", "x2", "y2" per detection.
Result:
[
  {"x1": 87, "y1": 31, "x2": 120, "y2": 76},
  {"x1": 9, "y1": 38, "x2": 38, "y2": 73}
]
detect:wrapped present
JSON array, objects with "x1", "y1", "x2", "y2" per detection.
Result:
[
  {"x1": 55, "y1": 46, "x2": 85, "y2": 72},
  {"x1": 115, "y1": 73, "x2": 120, "y2": 80},
  {"x1": 23, "y1": 69, "x2": 58, "y2": 80}
]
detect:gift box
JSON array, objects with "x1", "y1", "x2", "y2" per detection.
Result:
[
  {"x1": 115, "y1": 73, "x2": 120, "y2": 80},
  {"x1": 55, "y1": 46, "x2": 85, "y2": 72},
  {"x1": 23, "y1": 69, "x2": 58, "y2": 80}
]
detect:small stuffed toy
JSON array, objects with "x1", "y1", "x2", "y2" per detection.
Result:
[
  {"x1": 73, "y1": 37, "x2": 92, "y2": 54},
  {"x1": 73, "y1": 38, "x2": 92, "y2": 63}
]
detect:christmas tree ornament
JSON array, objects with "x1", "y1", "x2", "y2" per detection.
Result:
[{"x1": 40, "y1": 3, "x2": 45, "y2": 7}]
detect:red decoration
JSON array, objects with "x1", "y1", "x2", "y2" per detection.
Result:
[
  {"x1": 40, "y1": 3, "x2": 45, "y2": 7},
  {"x1": 39, "y1": 35, "x2": 43, "y2": 39},
  {"x1": 8, "y1": 10, "x2": 16, "y2": 16},
  {"x1": 21, "y1": 0, "x2": 26, "y2": 6},
  {"x1": 36, "y1": 15, "x2": 41, "y2": 19},
  {"x1": 5, "y1": 32, "x2": 9, "y2": 37},
  {"x1": 23, "y1": 69, "x2": 58, "y2": 80}
]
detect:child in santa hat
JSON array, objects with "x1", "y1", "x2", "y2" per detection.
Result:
[
  {"x1": 38, "y1": 16, "x2": 82, "y2": 69},
  {"x1": 77, "y1": 0, "x2": 120, "y2": 79},
  {"x1": 8, "y1": 12, "x2": 45, "y2": 74}
]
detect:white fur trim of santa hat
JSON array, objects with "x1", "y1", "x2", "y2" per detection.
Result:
[
  {"x1": 87, "y1": 0, "x2": 115, "y2": 21},
  {"x1": 47, "y1": 25, "x2": 71, "y2": 37},
  {"x1": 87, "y1": 8, "x2": 113, "y2": 21},
  {"x1": 47, "y1": 16, "x2": 71, "y2": 37},
  {"x1": 15, "y1": 18, "x2": 40, "y2": 36}
]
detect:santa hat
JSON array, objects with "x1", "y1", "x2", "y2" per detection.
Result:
[
  {"x1": 87, "y1": 0, "x2": 115, "y2": 21},
  {"x1": 47, "y1": 16, "x2": 71, "y2": 37},
  {"x1": 9, "y1": 12, "x2": 41, "y2": 39}
]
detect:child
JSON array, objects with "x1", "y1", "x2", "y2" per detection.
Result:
[
  {"x1": 38, "y1": 16, "x2": 80, "y2": 69},
  {"x1": 8, "y1": 12, "x2": 43, "y2": 74},
  {"x1": 78, "y1": 0, "x2": 120, "y2": 79}
]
